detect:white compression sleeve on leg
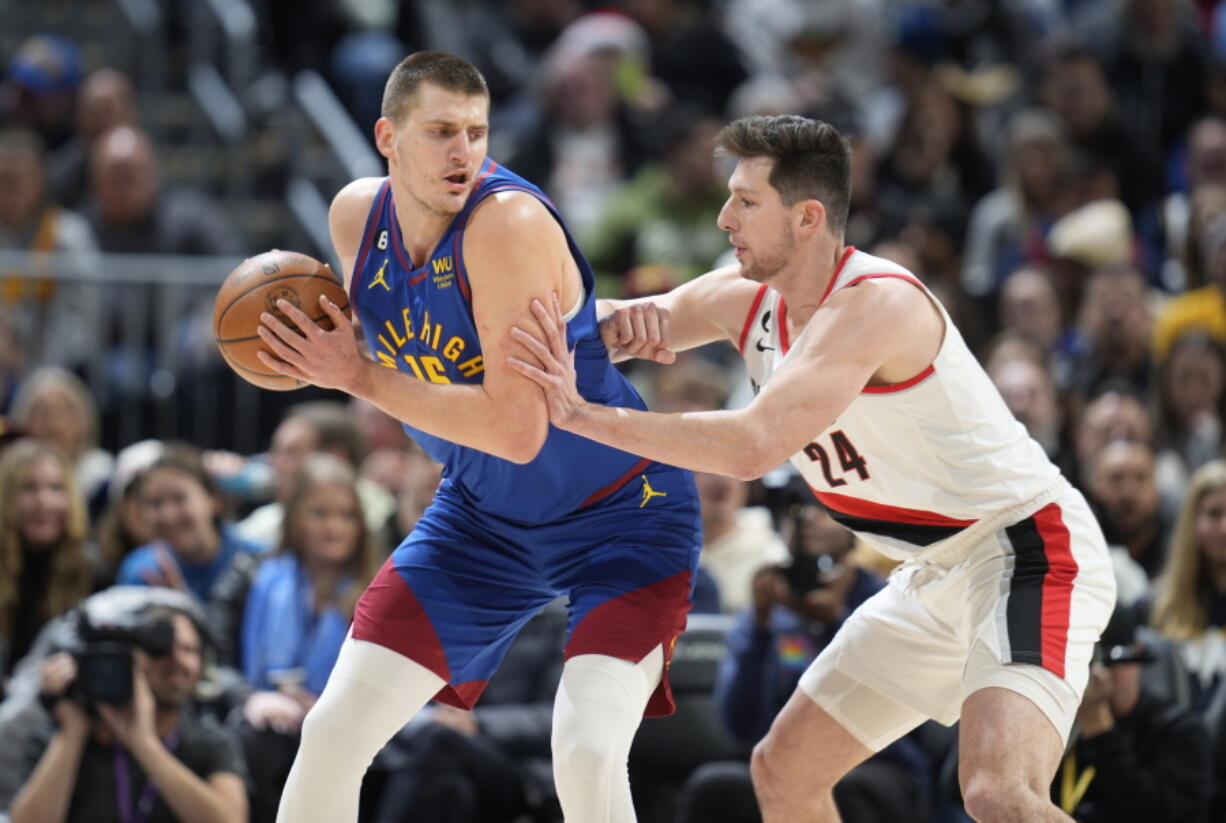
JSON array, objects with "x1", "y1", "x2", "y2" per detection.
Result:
[
  {"x1": 552, "y1": 645, "x2": 664, "y2": 823},
  {"x1": 276, "y1": 637, "x2": 445, "y2": 823}
]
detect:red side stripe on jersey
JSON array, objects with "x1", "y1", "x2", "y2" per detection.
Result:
[
  {"x1": 350, "y1": 179, "x2": 392, "y2": 312},
  {"x1": 812, "y1": 490, "x2": 978, "y2": 528},
  {"x1": 817, "y1": 245, "x2": 857, "y2": 306},
  {"x1": 861, "y1": 364, "x2": 936, "y2": 394},
  {"x1": 1034, "y1": 503, "x2": 1077, "y2": 679},
  {"x1": 578, "y1": 457, "x2": 652, "y2": 509},
  {"x1": 737, "y1": 284, "x2": 770, "y2": 354}
]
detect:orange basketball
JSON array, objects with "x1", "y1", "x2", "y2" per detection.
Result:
[{"x1": 213, "y1": 249, "x2": 350, "y2": 391}]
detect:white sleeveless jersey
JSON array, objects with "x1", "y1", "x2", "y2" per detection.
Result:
[{"x1": 740, "y1": 247, "x2": 1062, "y2": 559}]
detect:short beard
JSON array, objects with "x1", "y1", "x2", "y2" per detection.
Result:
[{"x1": 740, "y1": 224, "x2": 796, "y2": 283}]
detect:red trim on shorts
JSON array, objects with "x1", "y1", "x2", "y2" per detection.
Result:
[
  {"x1": 812, "y1": 490, "x2": 978, "y2": 528},
  {"x1": 578, "y1": 458, "x2": 652, "y2": 509},
  {"x1": 737, "y1": 284, "x2": 770, "y2": 354},
  {"x1": 817, "y1": 245, "x2": 856, "y2": 306},
  {"x1": 1033, "y1": 503, "x2": 1078, "y2": 679},
  {"x1": 564, "y1": 570, "x2": 693, "y2": 718},
  {"x1": 351, "y1": 558, "x2": 483, "y2": 707},
  {"x1": 861, "y1": 364, "x2": 936, "y2": 394}
]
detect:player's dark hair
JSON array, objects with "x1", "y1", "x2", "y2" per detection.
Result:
[
  {"x1": 715, "y1": 115, "x2": 851, "y2": 237},
  {"x1": 381, "y1": 50, "x2": 489, "y2": 123}
]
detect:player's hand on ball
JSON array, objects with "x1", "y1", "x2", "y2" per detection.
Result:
[
  {"x1": 509, "y1": 293, "x2": 588, "y2": 429},
  {"x1": 599, "y1": 302, "x2": 675, "y2": 364},
  {"x1": 257, "y1": 295, "x2": 363, "y2": 392}
]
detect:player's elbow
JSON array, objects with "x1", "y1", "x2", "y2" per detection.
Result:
[
  {"x1": 500, "y1": 417, "x2": 549, "y2": 464},
  {"x1": 725, "y1": 431, "x2": 784, "y2": 483}
]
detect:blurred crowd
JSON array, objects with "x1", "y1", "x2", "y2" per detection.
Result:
[{"x1": 2, "y1": 0, "x2": 1226, "y2": 821}]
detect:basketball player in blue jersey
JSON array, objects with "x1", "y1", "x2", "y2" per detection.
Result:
[{"x1": 254, "y1": 51, "x2": 702, "y2": 822}]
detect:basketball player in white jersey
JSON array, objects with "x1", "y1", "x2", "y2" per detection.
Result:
[{"x1": 509, "y1": 115, "x2": 1116, "y2": 822}]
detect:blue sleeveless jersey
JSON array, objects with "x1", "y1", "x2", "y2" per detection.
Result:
[{"x1": 349, "y1": 159, "x2": 653, "y2": 523}]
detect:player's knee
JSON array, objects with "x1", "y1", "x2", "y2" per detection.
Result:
[
  {"x1": 751, "y1": 736, "x2": 829, "y2": 809},
  {"x1": 960, "y1": 770, "x2": 1041, "y2": 823},
  {"x1": 552, "y1": 729, "x2": 624, "y2": 782}
]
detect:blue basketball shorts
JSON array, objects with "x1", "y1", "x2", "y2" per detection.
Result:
[{"x1": 351, "y1": 460, "x2": 702, "y2": 717}]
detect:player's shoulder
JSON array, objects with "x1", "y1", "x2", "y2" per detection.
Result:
[
  {"x1": 329, "y1": 177, "x2": 386, "y2": 234},
  {"x1": 466, "y1": 188, "x2": 558, "y2": 246}
]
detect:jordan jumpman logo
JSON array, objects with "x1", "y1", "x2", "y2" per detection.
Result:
[
  {"x1": 639, "y1": 475, "x2": 668, "y2": 508},
  {"x1": 369, "y1": 258, "x2": 391, "y2": 291}
]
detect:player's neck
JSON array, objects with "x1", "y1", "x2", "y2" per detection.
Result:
[
  {"x1": 390, "y1": 180, "x2": 455, "y2": 268},
  {"x1": 773, "y1": 238, "x2": 847, "y2": 327}
]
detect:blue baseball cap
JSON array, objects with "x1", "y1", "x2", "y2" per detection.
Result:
[{"x1": 7, "y1": 34, "x2": 82, "y2": 96}]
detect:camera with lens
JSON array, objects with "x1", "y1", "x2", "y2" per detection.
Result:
[
  {"x1": 783, "y1": 550, "x2": 835, "y2": 597},
  {"x1": 65, "y1": 609, "x2": 176, "y2": 706}
]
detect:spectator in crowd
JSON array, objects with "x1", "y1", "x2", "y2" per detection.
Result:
[
  {"x1": 1163, "y1": 118, "x2": 1226, "y2": 289},
  {"x1": 7, "y1": 606, "x2": 249, "y2": 823},
  {"x1": 585, "y1": 107, "x2": 729, "y2": 297},
  {"x1": 82, "y1": 125, "x2": 241, "y2": 257},
  {"x1": 9, "y1": 367, "x2": 113, "y2": 511},
  {"x1": 1154, "y1": 333, "x2": 1225, "y2": 479},
  {"x1": 116, "y1": 444, "x2": 263, "y2": 602},
  {"x1": 997, "y1": 265, "x2": 1073, "y2": 386},
  {"x1": 1038, "y1": 42, "x2": 1162, "y2": 214},
  {"x1": 503, "y1": 12, "x2": 655, "y2": 240},
  {"x1": 93, "y1": 439, "x2": 163, "y2": 587},
  {"x1": 1154, "y1": 211, "x2": 1226, "y2": 361},
  {"x1": 961, "y1": 108, "x2": 1068, "y2": 300},
  {"x1": 209, "y1": 454, "x2": 379, "y2": 823},
  {"x1": 1148, "y1": 460, "x2": 1226, "y2": 712},
  {"x1": 694, "y1": 470, "x2": 787, "y2": 615},
  {"x1": 0, "y1": 438, "x2": 90, "y2": 676},
  {"x1": 1168, "y1": 180, "x2": 1226, "y2": 293},
  {"x1": 47, "y1": 67, "x2": 138, "y2": 209},
  {"x1": 1052, "y1": 605, "x2": 1213, "y2": 822},
  {"x1": 622, "y1": 0, "x2": 749, "y2": 117},
  {"x1": 0, "y1": 128, "x2": 100, "y2": 368},
  {"x1": 988, "y1": 355, "x2": 1065, "y2": 464},
  {"x1": 1067, "y1": 264, "x2": 1154, "y2": 407},
  {"x1": 1, "y1": 35, "x2": 81, "y2": 152},
  {"x1": 1082, "y1": 0, "x2": 1208, "y2": 159},
  {"x1": 1072, "y1": 382, "x2": 1155, "y2": 488},
  {"x1": 678, "y1": 504, "x2": 926, "y2": 823},
  {"x1": 1087, "y1": 439, "x2": 1169, "y2": 579},
  {"x1": 236, "y1": 401, "x2": 394, "y2": 551}
]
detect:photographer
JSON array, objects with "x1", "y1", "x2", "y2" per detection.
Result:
[
  {"x1": 679, "y1": 504, "x2": 929, "y2": 823},
  {"x1": 1051, "y1": 606, "x2": 1213, "y2": 822},
  {"x1": 7, "y1": 607, "x2": 247, "y2": 823}
]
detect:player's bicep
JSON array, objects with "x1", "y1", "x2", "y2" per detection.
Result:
[
  {"x1": 741, "y1": 289, "x2": 903, "y2": 466},
  {"x1": 462, "y1": 196, "x2": 565, "y2": 407}
]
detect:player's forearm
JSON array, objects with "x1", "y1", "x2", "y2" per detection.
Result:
[
  {"x1": 561, "y1": 403, "x2": 772, "y2": 479},
  {"x1": 348, "y1": 359, "x2": 547, "y2": 464},
  {"x1": 9, "y1": 730, "x2": 87, "y2": 823}
]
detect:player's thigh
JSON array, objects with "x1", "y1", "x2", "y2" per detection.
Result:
[
  {"x1": 753, "y1": 687, "x2": 877, "y2": 790},
  {"x1": 959, "y1": 685, "x2": 1065, "y2": 795}
]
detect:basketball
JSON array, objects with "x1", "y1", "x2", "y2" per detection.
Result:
[{"x1": 212, "y1": 249, "x2": 350, "y2": 391}]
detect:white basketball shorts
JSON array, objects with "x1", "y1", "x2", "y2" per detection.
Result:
[{"x1": 799, "y1": 482, "x2": 1117, "y2": 750}]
